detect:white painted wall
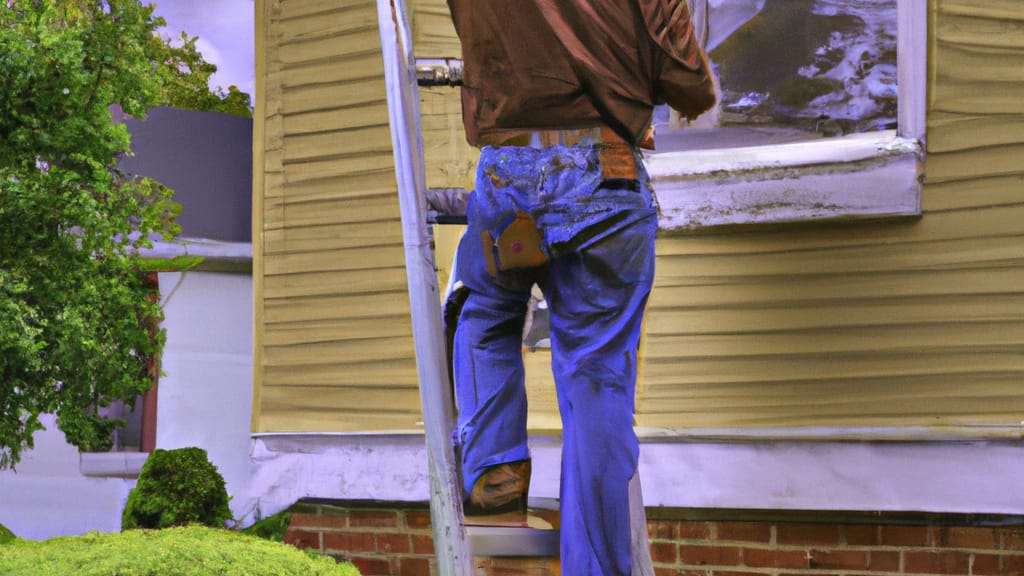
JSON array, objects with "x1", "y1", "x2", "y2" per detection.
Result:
[
  {"x1": 0, "y1": 269, "x2": 253, "y2": 540},
  {"x1": 156, "y1": 270, "x2": 254, "y2": 523},
  {"x1": 0, "y1": 415, "x2": 134, "y2": 540}
]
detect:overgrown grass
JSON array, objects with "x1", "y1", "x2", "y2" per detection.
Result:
[{"x1": 0, "y1": 525, "x2": 360, "y2": 576}]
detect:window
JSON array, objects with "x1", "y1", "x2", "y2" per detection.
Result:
[
  {"x1": 646, "y1": 0, "x2": 926, "y2": 230},
  {"x1": 96, "y1": 393, "x2": 154, "y2": 452}
]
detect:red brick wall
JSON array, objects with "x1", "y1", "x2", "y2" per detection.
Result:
[
  {"x1": 283, "y1": 501, "x2": 1024, "y2": 576},
  {"x1": 284, "y1": 502, "x2": 438, "y2": 576},
  {"x1": 646, "y1": 516, "x2": 1024, "y2": 575}
]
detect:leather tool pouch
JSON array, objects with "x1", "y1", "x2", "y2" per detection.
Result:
[{"x1": 481, "y1": 211, "x2": 548, "y2": 278}]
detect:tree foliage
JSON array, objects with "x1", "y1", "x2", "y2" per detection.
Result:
[
  {"x1": 158, "y1": 30, "x2": 252, "y2": 118},
  {"x1": 0, "y1": 0, "x2": 249, "y2": 468}
]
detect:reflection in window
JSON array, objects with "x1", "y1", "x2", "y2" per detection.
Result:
[{"x1": 655, "y1": 0, "x2": 897, "y2": 151}]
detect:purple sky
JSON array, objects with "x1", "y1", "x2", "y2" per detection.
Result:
[{"x1": 150, "y1": 0, "x2": 256, "y2": 101}]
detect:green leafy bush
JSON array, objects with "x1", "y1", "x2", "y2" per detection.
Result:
[
  {"x1": 122, "y1": 447, "x2": 232, "y2": 530},
  {"x1": 0, "y1": 525, "x2": 360, "y2": 576}
]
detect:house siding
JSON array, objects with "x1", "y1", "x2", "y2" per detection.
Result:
[
  {"x1": 254, "y1": 0, "x2": 1024, "y2": 434},
  {"x1": 254, "y1": 0, "x2": 420, "y2": 432}
]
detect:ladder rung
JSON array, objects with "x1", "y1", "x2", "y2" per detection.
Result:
[
  {"x1": 431, "y1": 214, "x2": 468, "y2": 225},
  {"x1": 467, "y1": 525, "x2": 559, "y2": 557},
  {"x1": 465, "y1": 498, "x2": 560, "y2": 557},
  {"x1": 426, "y1": 187, "x2": 469, "y2": 225},
  {"x1": 416, "y1": 58, "x2": 464, "y2": 87}
]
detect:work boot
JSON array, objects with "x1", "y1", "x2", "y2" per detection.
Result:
[{"x1": 463, "y1": 460, "x2": 531, "y2": 518}]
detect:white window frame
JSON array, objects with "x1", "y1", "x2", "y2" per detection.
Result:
[{"x1": 646, "y1": 1, "x2": 927, "y2": 231}]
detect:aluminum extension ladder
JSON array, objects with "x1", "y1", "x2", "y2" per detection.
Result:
[{"x1": 377, "y1": 1, "x2": 655, "y2": 574}]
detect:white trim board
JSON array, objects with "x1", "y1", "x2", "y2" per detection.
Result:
[
  {"x1": 79, "y1": 451, "x2": 149, "y2": 478},
  {"x1": 647, "y1": 131, "x2": 923, "y2": 230},
  {"x1": 245, "y1": 433, "x2": 1024, "y2": 520},
  {"x1": 141, "y1": 238, "x2": 252, "y2": 263}
]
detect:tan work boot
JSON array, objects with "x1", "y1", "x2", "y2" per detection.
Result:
[{"x1": 463, "y1": 460, "x2": 531, "y2": 521}]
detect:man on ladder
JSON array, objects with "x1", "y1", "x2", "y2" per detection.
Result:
[{"x1": 444, "y1": 0, "x2": 716, "y2": 574}]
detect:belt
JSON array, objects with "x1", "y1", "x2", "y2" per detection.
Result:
[
  {"x1": 479, "y1": 125, "x2": 650, "y2": 180},
  {"x1": 479, "y1": 125, "x2": 655, "y2": 149}
]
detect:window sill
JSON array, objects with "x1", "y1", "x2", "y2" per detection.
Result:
[
  {"x1": 80, "y1": 451, "x2": 149, "y2": 478},
  {"x1": 140, "y1": 237, "x2": 253, "y2": 273},
  {"x1": 646, "y1": 130, "x2": 923, "y2": 232}
]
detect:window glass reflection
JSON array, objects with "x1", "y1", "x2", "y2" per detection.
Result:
[{"x1": 656, "y1": 0, "x2": 897, "y2": 151}]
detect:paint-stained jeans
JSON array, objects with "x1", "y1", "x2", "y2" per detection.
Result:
[{"x1": 452, "y1": 143, "x2": 657, "y2": 575}]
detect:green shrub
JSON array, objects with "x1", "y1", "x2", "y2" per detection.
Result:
[
  {"x1": 242, "y1": 510, "x2": 292, "y2": 542},
  {"x1": 0, "y1": 523, "x2": 15, "y2": 544},
  {"x1": 122, "y1": 447, "x2": 232, "y2": 530},
  {"x1": 0, "y1": 525, "x2": 360, "y2": 576}
]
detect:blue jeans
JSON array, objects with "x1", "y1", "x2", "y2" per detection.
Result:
[{"x1": 452, "y1": 144, "x2": 657, "y2": 575}]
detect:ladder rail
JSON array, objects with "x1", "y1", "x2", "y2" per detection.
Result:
[
  {"x1": 376, "y1": 1, "x2": 473, "y2": 574},
  {"x1": 630, "y1": 472, "x2": 655, "y2": 576}
]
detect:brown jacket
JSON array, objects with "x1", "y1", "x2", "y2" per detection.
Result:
[{"x1": 447, "y1": 0, "x2": 717, "y2": 147}]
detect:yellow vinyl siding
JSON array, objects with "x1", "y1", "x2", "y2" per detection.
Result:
[
  {"x1": 637, "y1": 0, "x2": 1024, "y2": 430},
  {"x1": 254, "y1": 0, "x2": 420, "y2": 433},
  {"x1": 255, "y1": 0, "x2": 1024, "y2": 436},
  {"x1": 410, "y1": 0, "x2": 462, "y2": 57}
]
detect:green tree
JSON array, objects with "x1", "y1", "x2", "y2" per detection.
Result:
[
  {"x1": 0, "y1": 0, "x2": 248, "y2": 468},
  {"x1": 158, "y1": 30, "x2": 252, "y2": 118}
]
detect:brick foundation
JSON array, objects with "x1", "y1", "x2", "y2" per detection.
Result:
[{"x1": 283, "y1": 501, "x2": 1024, "y2": 576}]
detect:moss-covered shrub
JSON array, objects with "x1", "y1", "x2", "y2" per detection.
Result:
[
  {"x1": 0, "y1": 525, "x2": 360, "y2": 576},
  {"x1": 122, "y1": 447, "x2": 232, "y2": 530}
]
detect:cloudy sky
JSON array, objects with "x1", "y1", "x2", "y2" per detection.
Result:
[{"x1": 150, "y1": 0, "x2": 256, "y2": 100}]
